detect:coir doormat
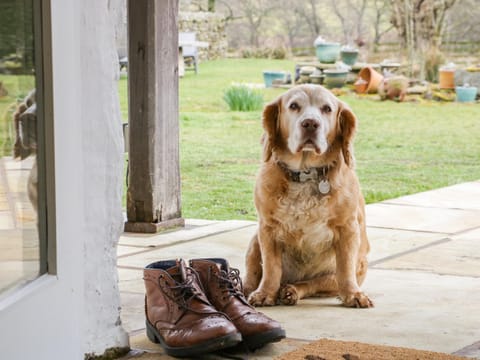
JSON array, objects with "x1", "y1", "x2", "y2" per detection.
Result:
[{"x1": 276, "y1": 338, "x2": 469, "y2": 360}]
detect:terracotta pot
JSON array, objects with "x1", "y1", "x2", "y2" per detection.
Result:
[
  {"x1": 439, "y1": 69, "x2": 455, "y2": 89},
  {"x1": 358, "y1": 66, "x2": 384, "y2": 93},
  {"x1": 354, "y1": 79, "x2": 368, "y2": 94}
]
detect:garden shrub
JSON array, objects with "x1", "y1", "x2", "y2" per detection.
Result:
[
  {"x1": 223, "y1": 84, "x2": 264, "y2": 111},
  {"x1": 240, "y1": 46, "x2": 288, "y2": 59}
]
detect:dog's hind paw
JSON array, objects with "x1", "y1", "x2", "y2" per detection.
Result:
[{"x1": 279, "y1": 284, "x2": 298, "y2": 305}]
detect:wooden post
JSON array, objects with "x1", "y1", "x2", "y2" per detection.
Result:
[{"x1": 125, "y1": 0, "x2": 184, "y2": 233}]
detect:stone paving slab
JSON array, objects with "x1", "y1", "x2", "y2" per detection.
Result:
[
  {"x1": 121, "y1": 291, "x2": 145, "y2": 334},
  {"x1": 119, "y1": 220, "x2": 256, "y2": 248},
  {"x1": 121, "y1": 333, "x2": 307, "y2": 359},
  {"x1": 118, "y1": 225, "x2": 257, "y2": 272},
  {"x1": 366, "y1": 203, "x2": 480, "y2": 234},
  {"x1": 374, "y1": 228, "x2": 480, "y2": 276},
  {"x1": 367, "y1": 227, "x2": 449, "y2": 264},
  {"x1": 262, "y1": 268, "x2": 480, "y2": 354},
  {"x1": 385, "y1": 181, "x2": 480, "y2": 211}
]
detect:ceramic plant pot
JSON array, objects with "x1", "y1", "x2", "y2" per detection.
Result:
[
  {"x1": 340, "y1": 49, "x2": 359, "y2": 66},
  {"x1": 439, "y1": 63, "x2": 456, "y2": 89},
  {"x1": 358, "y1": 66, "x2": 384, "y2": 93},
  {"x1": 324, "y1": 69, "x2": 348, "y2": 89},
  {"x1": 439, "y1": 69, "x2": 455, "y2": 89},
  {"x1": 315, "y1": 43, "x2": 341, "y2": 63},
  {"x1": 263, "y1": 71, "x2": 286, "y2": 88},
  {"x1": 456, "y1": 86, "x2": 477, "y2": 102},
  {"x1": 354, "y1": 78, "x2": 368, "y2": 93}
]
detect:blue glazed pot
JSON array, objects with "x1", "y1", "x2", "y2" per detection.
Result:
[
  {"x1": 340, "y1": 50, "x2": 359, "y2": 66},
  {"x1": 263, "y1": 71, "x2": 286, "y2": 88},
  {"x1": 315, "y1": 43, "x2": 341, "y2": 63},
  {"x1": 456, "y1": 86, "x2": 477, "y2": 102}
]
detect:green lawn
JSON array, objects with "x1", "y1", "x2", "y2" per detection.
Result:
[{"x1": 174, "y1": 59, "x2": 479, "y2": 220}]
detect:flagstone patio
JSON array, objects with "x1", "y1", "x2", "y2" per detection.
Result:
[{"x1": 117, "y1": 181, "x2": 480, "y2": 359}]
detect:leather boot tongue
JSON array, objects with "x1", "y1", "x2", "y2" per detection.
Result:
[
  {"x1": 214, "y1": 258, "x2": 229, "y2": 272},
  {"x1": 165, "y1": 259, "x2": 187, "y2": 283}
]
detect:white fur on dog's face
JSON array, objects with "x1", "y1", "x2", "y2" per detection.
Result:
[{"x1": 279, "y1": 85, "x2": 339, "y2": 156}]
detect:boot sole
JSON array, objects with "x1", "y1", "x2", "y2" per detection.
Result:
[
  {"x1": 242, "y1": 327, "x2": 286, "y2": 351},
  {"x1": 146, "y1": 320, "x2": 242, "y2": 357}
]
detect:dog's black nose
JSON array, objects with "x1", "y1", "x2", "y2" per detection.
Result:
[{"x1": 301, "y1": 118, "x2": 319, "y2": 131}]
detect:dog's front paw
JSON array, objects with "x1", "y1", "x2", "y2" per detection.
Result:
[
  {"x1": 242, "y1": 281, "x2": 257, "y2": 298},
  {"x1": 279, "y1": 284, "x2": 298, "y2": 305},
  {"x1": 341, "y1": 291, "x2": 374, "y2": 308},
  {"x1": 247, "y1": 289, "x2": 277, "y2": 307}
]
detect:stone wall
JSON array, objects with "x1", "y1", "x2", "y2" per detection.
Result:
[
  {"x1": 179, "y1": 11, "x2": 227, "y2": 60},
  {"x1": 111, "y1": 0, "x2": 227, "y2": 61},
  {"x1": 180, "y1": 0, "x2": 209, "y2": 12}
]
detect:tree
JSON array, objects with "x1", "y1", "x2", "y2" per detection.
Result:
[
  {"x1": 330, "y1": 0, "x2": 369, "y2": 45},
  {"x1": 238, "y1": 0, "x2": 276, "y2": 47},
  {"x1": 294, "y1": 0, "x2": 324, "y2": 40},
  {"x1": 371, "y1": 0, "x2": 394, "y2": 51},
  {"x1": 390, "y1": 0, "x2": 458, "y2": 80}
]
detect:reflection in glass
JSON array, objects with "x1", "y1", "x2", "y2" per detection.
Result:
[{"x1": 0, "y1": 0, "x2": 41, "y2": 296}]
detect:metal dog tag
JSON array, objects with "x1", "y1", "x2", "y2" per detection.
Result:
[{"x1": 318, "y1": 179, "x2": 331, "y2": 194}]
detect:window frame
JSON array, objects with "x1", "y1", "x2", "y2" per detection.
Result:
[{"x1": 33, "y1": 0, "x2": 56, "y2": 275}]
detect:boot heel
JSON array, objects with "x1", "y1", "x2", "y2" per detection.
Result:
[{"x1": 146, "y1": 321, "x2": 160, "y2": 344}]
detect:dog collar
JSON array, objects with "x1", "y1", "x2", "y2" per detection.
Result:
[{"x1": 277, "y1": 162, "x2": 331, "y2": 195}]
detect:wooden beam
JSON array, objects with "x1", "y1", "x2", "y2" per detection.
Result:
[{"x1": 125, "y1": 0, "x2": 184, "y2": 233}]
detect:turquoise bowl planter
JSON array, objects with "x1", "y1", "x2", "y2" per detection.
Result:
[
  {"x1": 315, "y1": 43, "x2": 341, "y2": 63},
  {"x1": 324, "y1": 69, "x2": 348, "y2": 89},
  {"x1": 340, "y1": 50, "x2": 359, "y2": 66},
  {"x1": 456, "y1": 86, "x2": 477, "y2": 102},
  {"x1": 263, "y1": 71, "x2": 286, "y2": 88}
]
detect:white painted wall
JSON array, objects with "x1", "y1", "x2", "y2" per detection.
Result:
[
  {"x1": 0, "y1": 0, "x2": 129, "y2": 358},
  {"x1": 80, "y1": 0, "x2": 129, "y2": 355}
]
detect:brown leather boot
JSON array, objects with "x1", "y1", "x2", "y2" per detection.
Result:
[
  {"x1": 189, "y1": 258, "x2": 286, "y2": 351},
  {"x1": 143, "y1": 259, "x2": 241, "y2": 357}
]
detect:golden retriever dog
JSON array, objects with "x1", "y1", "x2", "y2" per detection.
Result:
[
  {"x1": 13, "y1": 90, "x2": 38, "y2": 214},
  {"x1": 243, "y1": 84, "x2": 373, "y2": 308}
]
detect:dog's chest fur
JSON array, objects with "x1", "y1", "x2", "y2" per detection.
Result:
[{"x1": 273, "y1": 181, "x2": 337, "y2": 282}]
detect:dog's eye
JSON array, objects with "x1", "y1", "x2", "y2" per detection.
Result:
[
  {"x1": 321, "y1": 105, "x2": 332, "y2": 113},
  {"x1": 289, "y1": 102, "x2": 300, "y2": 111}
]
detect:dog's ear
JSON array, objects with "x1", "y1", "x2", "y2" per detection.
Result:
[
  {"x1": 261, "y1": 97, "x2": 281, "y2": 162},
  {"x1": 337, "y1": 101, "x2": 357, "y2": 168}
]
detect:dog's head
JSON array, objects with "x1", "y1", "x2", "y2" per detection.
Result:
[
  {"x1": 13, "y1": 89, "x2": 37, "y2": 160},
  {"x1": 261, "y1": 84, "x2": 357, "y2": 167}
]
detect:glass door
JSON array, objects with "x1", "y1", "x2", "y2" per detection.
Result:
[{"x1": 0, "y1": 0, "x2": 50, "y2": 300}]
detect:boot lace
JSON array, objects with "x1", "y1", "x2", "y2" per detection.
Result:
[
  {"x1": 169, "y1": 272, "x2": 200, "y2": 308},
  {"x1": 159, "y1": 268, "x2": 219, "y2": 316},
  {"x1": 216, "y1": 267, "x2": 245, "y2": 299}
]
